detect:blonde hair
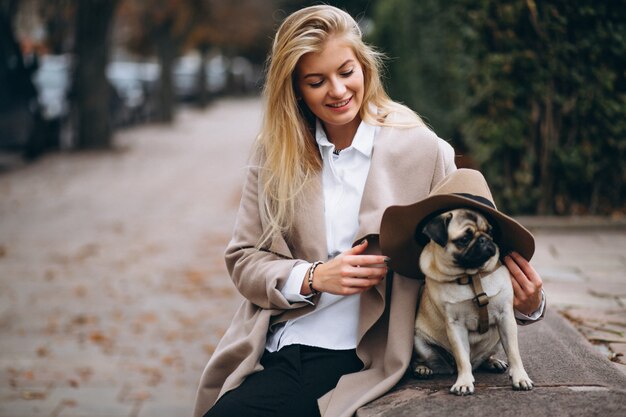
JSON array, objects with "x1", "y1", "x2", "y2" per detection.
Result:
[{"x1": 255, "y1": 5, "x2": 424, "y2": 247}]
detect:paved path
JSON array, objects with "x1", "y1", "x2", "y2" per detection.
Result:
[
  {"x1": 1, "y1": 97, "x2": 625, "y2": 417},
  {"x1": 522, "y1": 217, "x2": 626, "y2": 371}
]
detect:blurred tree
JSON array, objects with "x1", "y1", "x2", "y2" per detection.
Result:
[
  {"x1": 0, "y1": 0, "x2": 18, "y2": 21},
  {"x1": 281, "y1": 0, "x2": 376, "y2": 19},
  {"x1": 459, "y1": 0, "x2": 626, "y2": 215},
  {"x1": 185, "y1": 3, "x2": 213, "y2": 108},
  {"x1": 373, "y1": 0, "x2": 626, "y2": 215},
  {"x1": 122, "y1": 0, "x2": 200, "y2": 123},
  {"x1": 185, "y1": 0, "x2": 277, "y2": 103},
  {"x1": 370, "y1": 0, "x2": 468, "y2": 147},
  {"x1": 38, "y1": 0, "x2": 75, "y2": 54},
  {"x1": 72, "y1": 0, "x2": 120, "y2": 149},
  {"x1": 122, "y1": 0, "x2": 278, "y2": 118},
  {"x1": 1, "y1": 0, "x2": 47, "y2": 159}
]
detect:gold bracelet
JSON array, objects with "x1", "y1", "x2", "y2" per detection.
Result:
[{"x1": 308, "y1": 261, "x2": 323, "y2": 296}]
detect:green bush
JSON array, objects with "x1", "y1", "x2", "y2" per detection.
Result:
[{"x1": 372, "y1": 0, "x2": 626, "y2": 215}]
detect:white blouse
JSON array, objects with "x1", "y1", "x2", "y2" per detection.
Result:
[{"x1": 266, "y1": 119, "x2": 377, "y2": 352}]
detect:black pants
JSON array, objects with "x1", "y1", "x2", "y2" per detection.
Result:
[{"x1": 203, "y1": 344, "x2": 363, "y2": 417}]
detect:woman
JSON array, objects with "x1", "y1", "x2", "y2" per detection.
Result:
[{"x1": 194, "y1": 5, "x2": 544, "y2": 417}]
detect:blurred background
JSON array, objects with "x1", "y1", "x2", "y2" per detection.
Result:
[
  {"x1": 1, "y1": 1, "x2": 625, "y2": 416},
  {"x1": 2, "y1": 0, "x2": 624, "y2": 215}
]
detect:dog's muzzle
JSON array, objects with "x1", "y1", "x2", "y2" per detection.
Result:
[{"x1": 455, "y1": 236, "x2": 496, "y2": 269}]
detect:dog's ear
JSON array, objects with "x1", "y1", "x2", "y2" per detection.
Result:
[{"x1": 421, "y1": 212, "x2": 453, "y2": 247}]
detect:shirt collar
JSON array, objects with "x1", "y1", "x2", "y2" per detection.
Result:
[{"x1": 315, "y1": 118, "x2": 376, "y2": 158}]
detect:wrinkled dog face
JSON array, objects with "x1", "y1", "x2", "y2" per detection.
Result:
[{"x1": 420, "y1": 208, "x2": 499, "y2": 271}]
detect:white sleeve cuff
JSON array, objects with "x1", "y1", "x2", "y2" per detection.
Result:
[
  {"x1": 281, "y1": 262, "x2": 314, "y2": 304},
  {"x1": 514, "y1": 290, "x2": 546, "y2": 321}
]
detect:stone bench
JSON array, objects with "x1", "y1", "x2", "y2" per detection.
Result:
[{"x1": 357, "y1": 310, "x2": 626, "y2": 416}]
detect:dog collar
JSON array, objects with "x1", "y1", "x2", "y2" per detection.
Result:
[{"x1": 457, "y1": 273, "x2": 490, "y2": 334}]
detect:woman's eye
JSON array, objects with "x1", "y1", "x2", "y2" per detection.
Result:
[
  {"x1": 340, "y1": 69, "x2": 354, "y2": 77},
  {"x1": 308, "y1": 79, "x2": 323, "y2": 88}
]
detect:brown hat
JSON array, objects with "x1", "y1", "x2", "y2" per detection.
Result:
[{"x1": 379, "y1": 169, "x2": 535, "y2": 279}]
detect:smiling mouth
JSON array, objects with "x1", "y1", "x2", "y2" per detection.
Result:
[{"x1": 327, "y1": 97, "x2": 351, "y2": 108}]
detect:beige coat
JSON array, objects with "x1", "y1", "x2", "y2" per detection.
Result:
[{"x1": 193, "y1": 118, "x2": 456, "y2": 417}]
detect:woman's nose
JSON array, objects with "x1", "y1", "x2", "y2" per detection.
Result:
[{"x1": 328, "y1": 78, "x2": 347, "y2": 97}]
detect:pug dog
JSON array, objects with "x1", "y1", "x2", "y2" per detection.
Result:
[{"x1": 412, "y1": 208, "x2": 533, "y2": 395}]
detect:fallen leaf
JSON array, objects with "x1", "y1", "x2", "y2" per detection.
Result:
[
  {"x1": 76, "y1": 366, "x2": 93, "y2": 382},
  {"x1": 203, "y1": 343, "x2": 216, "y2": 355},
  {"x1": 72, "y1": 314, "x2": 98, "y2": 326},
  {"x1": 36, "y1": 346, "x2": 50, "y2": 357},
  {"x1": 185, "y1": 269, "x2": 205, "y2": 285},
  {"x1": 74, "y1": 285, "x2": 88, "y2": 297},
  {"x1": 128, "y1": 390, "x2": 152, "y2": 401},
  {"x1": 44, "y1": 269, "x2": 56, "y2": 281},
  {"x1": 137, "y1": 312, "x2": 158, "y2": 323},
  {"x1": 89, "y1": 331, "x2": 110, "y2": 345},
  {"x1": 21, "y1": 390, "x2": 47, "y2": 400},
  {"x1": 75, "y1": 243, "x2": 99, "y2": 261},
  {"x1": 140, "y1": 367, "x2": 163, "y2": 386}
]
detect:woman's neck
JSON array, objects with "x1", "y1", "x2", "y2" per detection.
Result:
[{"x1": 322, "y1": 116, "x2": 361, "y2": 151}]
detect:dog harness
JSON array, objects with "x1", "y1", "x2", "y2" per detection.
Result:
[{"x1": 457, "y1": 273, "x2": 490, "y2": 334}]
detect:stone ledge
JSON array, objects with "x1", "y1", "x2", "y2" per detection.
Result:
[{"x1": 357, "y1": 310, "x2": 626, "y2": 416}]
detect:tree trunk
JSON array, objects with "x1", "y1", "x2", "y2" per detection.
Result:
[
  {"x1": 537, "y1": 82, "x2": 556, "y2": 214},
  {"x1": 73, "y1": 0, "x2": 119, "y2": 150},
  {"x1": 197, "y1": 44, "x2": 209, "y2": 109},
  {"x1": 156, "y1": 30, "x2": 176, "y2": 123},
  {"x1": 0, "y1": 0, "x2": 19, "y2": 22}
]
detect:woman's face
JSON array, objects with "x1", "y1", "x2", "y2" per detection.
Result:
[{"x1": 296, "y1": 36, "x2": 365, "y2": 134}]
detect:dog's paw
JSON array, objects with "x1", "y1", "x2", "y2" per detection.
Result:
[
  {"x1": 510, "y1": 369, "x2": 534, "y2": 391},
  {"x1": 450, "y1": 375, "x2": 474, "y2": 396},
  {"x1": 413, "y1": 364, "x2": 433, "y2": 379},
  {"x1": 481, "y1": 357, "x2": 508, "y2": 373}
]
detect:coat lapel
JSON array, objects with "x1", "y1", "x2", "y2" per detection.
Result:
[
  {"x1": 285, "y1": 170, "x2": 328, "y2": 262},
  {"x1": 269, "y1": 172, "x2": 327, "y2": 326},
  {"x1": 354, "y1": 124, "x2": 394, "y2": 243},
  {"x1": 353, "y1": 126, "x2": 395, "y2": 343}
]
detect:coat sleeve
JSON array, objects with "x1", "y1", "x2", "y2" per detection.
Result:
[
  {"x1": 437, "y1": 137, "x2": 457, "y2": 176},
  {"x1": 224, "y1": 155, "x2": 308, "y2": 310},
  {"x1": 425, "y1": 135, "x2": 457, "y2": 192}
]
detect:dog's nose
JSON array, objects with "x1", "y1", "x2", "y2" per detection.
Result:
[{"x1": 478, "y1": 235, "x2": 496, "y2": 255}]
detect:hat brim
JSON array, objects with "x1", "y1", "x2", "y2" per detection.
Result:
[{"x1": 380, "y1": 194, "x2": 535, "y2": 279}]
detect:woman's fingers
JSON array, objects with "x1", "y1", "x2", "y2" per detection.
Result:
[
  {"x1": 314, "y1": 244, "x2": 390, "y2": 295},
  {"x1": 505, "y1": 252, "x2": 543, "y2": 294},
  {"x1": 344, "y1": 254, "x2": 389, "y2": 269},
  {"x1": 504, "y1": 251, "x2": 543, "y2": 315},
  {"x1": 347, "y1": 239, "x2": 369, "y2": 255},
  {"x1": 344, "y1": 263, "x2": 387, "y2": 277},
  {"x1": 504, "y1": 254, "x2": 527, "y2": 290},
  {"x1": 509, "y1": 251, "x2": 543, "y2": 287},
  {"x1": 335, "y1": 275, "x2": 386, "y2": 295}
]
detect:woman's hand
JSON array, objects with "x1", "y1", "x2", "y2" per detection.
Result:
[
  {"x1": 302, "y1": 240, "x2": 389, "y2": 296},
  {"x1": 503, "y1": 251, "x2": 544, "y2": 316}
]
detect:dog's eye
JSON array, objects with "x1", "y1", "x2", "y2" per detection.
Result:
[{"x1": 454, "y1": 234, "x2": 473, "y2": 247}]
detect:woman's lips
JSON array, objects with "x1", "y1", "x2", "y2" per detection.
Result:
[{"x1": 326, "y1": 97, "x2": 352, "y2": 110}]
